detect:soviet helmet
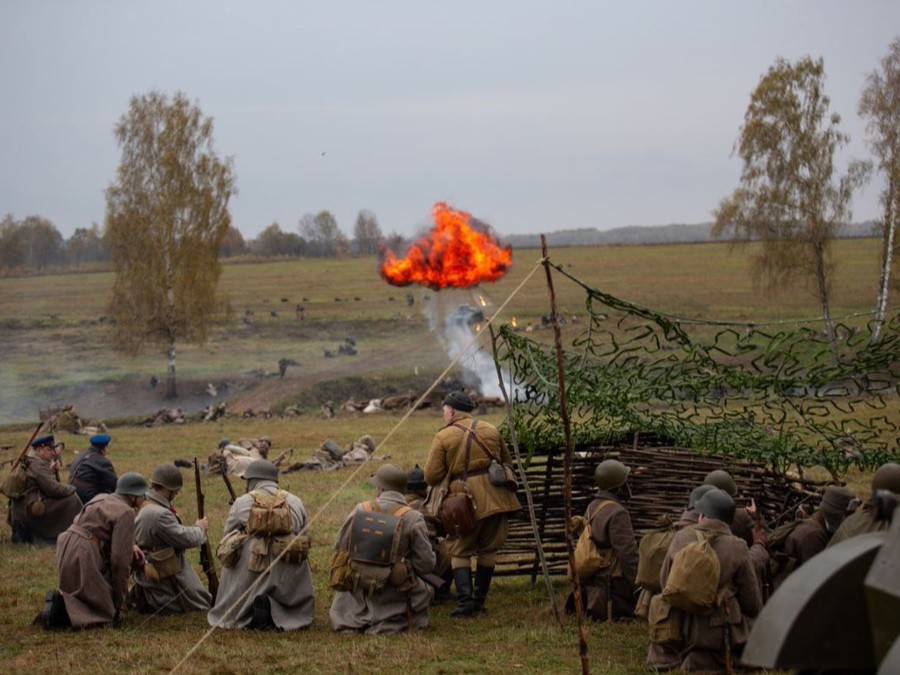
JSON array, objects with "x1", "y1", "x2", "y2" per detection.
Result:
[
  {"x1": 150, "y1": 464, "x2": 184, "y2": 491},
  {"x1": 371, "y1": 464, "x2": 408, "y2": 493},
  {"x1": 594, "y1": 459, "x2": 630, "y2": 491},
  {"x1": 688, "y1": 484, "x2": 716, "y2": 509},
  {"x1": 871, "y1": 462, "x2": 900, "y2": 495},
  {"x1": 243, "y1": 459, "x2": 279, "y2": 482},
  {"x1": 703, "y1": 469, "x2": 738, "y2": 497},
  {"x1": 695, "y1": 488, "x2": 736, "y2": 524},
  {"x1": 116, "y1": 472, "x2": 149, "y2": 496},
  {"x1": 406, "y1": 464, "x2": 427, "y2": 492}
]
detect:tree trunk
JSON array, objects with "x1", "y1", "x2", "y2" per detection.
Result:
[
  {"x1": 814, "y1": 242, "x2": 838, "y2": 364},
  {"x1": 871, "y1": 175, "x2": 896, "y2": 345},
  {"x1": 166, "y1": 336, "x2": 177, "y2": 399}
]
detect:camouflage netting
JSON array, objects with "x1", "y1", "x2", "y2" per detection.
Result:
[{"x1": 492, "y1": 262, "x2": 899, "y2": 576}]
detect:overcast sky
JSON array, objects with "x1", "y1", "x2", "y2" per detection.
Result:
[{"x1": 2, "y1": 2, "x2": 899, "y2": 241}]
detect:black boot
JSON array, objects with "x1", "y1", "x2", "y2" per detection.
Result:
[
  {"x1": 33, "y1": 589, "x2": 70, "y2": 630},
  {"x1": 474, "y1": 565, "x2": 494, "y2": 613},
  {"x1": 450, "y1": 567, "x2": 477, "y2": 618},
  {"x1": 248, "y1": 595, "x2": 275, "y2": 630}
]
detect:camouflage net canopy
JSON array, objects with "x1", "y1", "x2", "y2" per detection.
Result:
[{"x1": 497, "y1": 262, "x2": 900, "y2": 477}]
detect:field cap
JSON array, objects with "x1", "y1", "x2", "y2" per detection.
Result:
[
  {"x1": 90, "y1": 434, "x2": 111, "y2": 447},
  {"x1": 32, "y1": 435, "x2": 55, "y2": 448},
  {"x1": 371, "y1": 464, "x2": 408, "y2": 493},
  {"x1": 443, "y1": 390, "x2": 475, "y2": 412}
]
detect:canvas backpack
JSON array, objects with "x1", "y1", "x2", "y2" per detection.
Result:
[
  {"x1": 636, "y1": 520, "x2": 676, "y2": 593},
  {"x1": 346, "y1": 501, "x2": 412, "y2": 595},
  {"x1": 570, "y1": 500, "x2": 617, "y2": 582},
  {"x1": 662, "y1": 529, "x2": 721, "y2": 613},
  {"x1": 246, "y1": 490, "x2": 293, "y2": 537}
]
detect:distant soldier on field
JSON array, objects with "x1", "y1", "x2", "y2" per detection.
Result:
[
  {"x1": 208, "y1": 460, "x2": 315, "y2": 631},
  {"x1": 129, "y1": 464, "x2": 211, "y2": 614},
  {"x1": 8, "y1": 434, "x2": 82, "y2": 545},
  {"x1": 51, "y1": 473, "x2": 149, "y2": 629},
  {"x1": 68, "y1": 434, "x2": 118, "y2": 504}
]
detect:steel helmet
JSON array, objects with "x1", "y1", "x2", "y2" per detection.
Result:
[
  {"x1": 116, "y1": 472, "x2": 149, "y2": 496},
  {"x1": 695, "y1": 488, "x2": 736, "y2": 524},
  {"x1": 703, "y1": 469, "x2": 738, "y2": 497},
  {"x1": 150, "y1": 464, "x2": 183, "y2": 491},
  {"x1": 243, "y1": 459, "x2": 279, "y2": 482},
  {"x1": 593, "y1": 459, "x2": 630, "y2": 490}
]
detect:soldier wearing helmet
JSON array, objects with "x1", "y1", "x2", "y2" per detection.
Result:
[
  {"x1": 208, "y1": 460, "x2": 315, "y2": 631},
  {"x1": 653, "y1": 488, "x2": 763, "y2": 672},
  {"x1": 51, "y1": 473, "x2": 149, "y2": 629},
  {"x1": 565, "y1": 458, "x2": 639, "y2": 622},
  {"x1": 129, "y1": 464, "x2": 210, "y2": 615},
  {"x1": 827, "y1": 462, "x2": 900, "y2": 548}
]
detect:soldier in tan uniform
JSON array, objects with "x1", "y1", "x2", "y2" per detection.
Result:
[{"x1": 424, "y1": 391, "x2": 520, "y2": 617}]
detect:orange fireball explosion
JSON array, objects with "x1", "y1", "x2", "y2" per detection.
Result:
[{"x1": 380, "y1": 202, "x2": 512, "y2": 290}]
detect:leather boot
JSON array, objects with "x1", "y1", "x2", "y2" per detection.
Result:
[
  {"x1": 450, "y1": 567, "x2": 477, "y2": 618},
  {"x1": 474, "y1": 565, "x2": 494, "y2": 612}
]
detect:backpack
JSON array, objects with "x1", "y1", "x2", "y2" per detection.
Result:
[
  {"x1": 766, "y1": 517, "x2": 805, "y2": 581},
  {"x1": 246, "y1": 490, "x2": 292, "y2": 537},
  {"x1": 347, "y1": 501, "x2": 411, "y2": 595},
  {"x1": 1, "y1": 464, "x2": 28, "y2": 499},
  {"x1": 571, "y1": 500, "x2": 617, "y2": 582},
  {"x1": 636, "y1": 521, "x2": 676, "y2": 593},
  {"x1": 662, "y1": 529, "x2": 721, "y2": 613}
]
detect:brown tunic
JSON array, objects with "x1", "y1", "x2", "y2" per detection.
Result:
[
  {"x1": 827, "y1": 502, "x2": 889, "y2": 548},
  {"x1": 784, "y1": 510, "x2": 831, "y2": 566},
  {"x1": 56, "y1": 493, "x2": 136, "y2": 628},
  {"x1": 659, "y1": 518, "x2": 763, "y2": 673},
  {"x1": 565, "y1": 490, "x2": 639, "y2": 621},
  {"x1": 10, "y1": 454, "x2": 82, "y2": 545}
]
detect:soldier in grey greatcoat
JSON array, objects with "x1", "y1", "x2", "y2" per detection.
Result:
[
  {"x1": 55, "y1": 473, "x2": 148, "y2": 628},
  {"x1": 424, "y1": 391, "x2": 520, "y2": 617},
  {"x1": 565, "y1": 459, "x2": 640, "y2": 621},
  {"x1": 655, "y1": 488, "x2": 763, "y2": 673},
  {"x1": 68, "y1": 434, "x2": 118, "y2": 504},
  {"x1": 129, "y1": 464, "x2": 211, "y2": 614},
  {"x1": 9, "y1": 435, "x2": 82, "y2": 545},
  {"x1": 208, "y1": 460, "x2": 315, "y2": 631},
  {"x1": 330, "y1": 464, "x2": 436, "y2": 634}
]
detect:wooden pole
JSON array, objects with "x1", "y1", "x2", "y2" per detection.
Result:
[
  {"x1": 488, "y1": 324, "x2": 563, "y2": 629},
  {"x1": 541, "y1": 234, "x2": 590, "y2": 675}
]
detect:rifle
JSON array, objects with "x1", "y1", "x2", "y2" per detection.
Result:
[
  {"x1": 724, "y1": 623, "x2": 734, "y2": 675},
  {"x1": 10, "y1": 422, "x2": 43, "y2": 473},
  {"x1": 221, "y1": 469, "x2": 237, "y2": 505},
  {"x1": 193, "y1": 457, "x2": 219, "y2": 602}
]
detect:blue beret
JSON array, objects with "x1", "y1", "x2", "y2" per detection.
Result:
[
  {"x1": 32, "y1": 435, "x2": 55, "y2": 448},
  {"x1": 90, "y1": 434, "x2": 111, "y2": 446}
]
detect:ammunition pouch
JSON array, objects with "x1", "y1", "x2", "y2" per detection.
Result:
[
  {"x1": 216, "y1": 530, "x2": 249, "y2": 568},
  {"x1": 144, "y1": 547, "x2": 181, "y2": 582},
  {"x1": 248, "y1": 536, "x2": 272, "y2": 573},
  {"x1": 648, "y1": 594, "x2": 683, "y2": 647},
  {"x1": 271, "y1": 534, "x2": 310, "y2": 564},
  {"x1": 329, "y1": 548, "x2": 353, "y2": 591}
]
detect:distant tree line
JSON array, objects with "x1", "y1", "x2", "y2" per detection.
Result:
[{"x1": 0, "y1": 208, "x2": 407, "y2": 275}]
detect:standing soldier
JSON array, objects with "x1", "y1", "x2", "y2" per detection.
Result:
[
  {"x1": 330, "y1": 464, "x2": 436, "y2": 634},
  {"x1": 208, "y1": 460, "x2": 315, "y2": 631},
  {"x1": 424, "y1": 391, "x2": 521, "y2": 617},
  {"x1": 129, "y1": 464, "x2": 211, "y2": 614},
  {"x1": 68, "y1": 434, "x2": 118, "y2": 504},
  {"x1": 51, "y1": 472, "x2": 148, "y2": 629},
  {"x1": 9, "y1": 435, "x2": 82, "y2": 545},
  {"x1": 827, "y1": 462, "x2": 900, "y2": 547},
  {"x1": 565, "y1": 459, "x2": 640, "y2": 621}
]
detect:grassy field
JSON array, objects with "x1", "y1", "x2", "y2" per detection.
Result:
[
  {"x1": 0, "y1": 238, "x2": 887, "y2": 425},
  {"x1": 0, "y1": 239, "x2": 888, "y2": 674}
]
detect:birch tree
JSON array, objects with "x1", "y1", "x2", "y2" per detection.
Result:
[{"x1": 105, "y1": 91, "x2": 236, "y2": 398}]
